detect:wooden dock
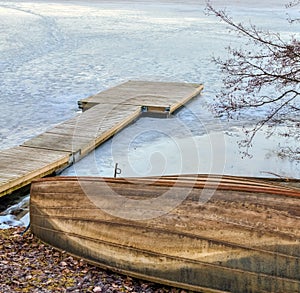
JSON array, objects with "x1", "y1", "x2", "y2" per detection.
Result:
[{"x1": 0, "y1": 81, "x2": 203, "y2": 198}]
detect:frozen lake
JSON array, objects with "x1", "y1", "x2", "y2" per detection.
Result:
[{"x1": 1, "y1": 0, "x2": 299, "y2": 180}]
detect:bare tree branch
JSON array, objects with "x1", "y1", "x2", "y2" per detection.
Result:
[{"x1": 206, "y1": 1, "x2": 300, "y2": 160}]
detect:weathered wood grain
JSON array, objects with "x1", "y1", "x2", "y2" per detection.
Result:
[
  {"x1": 30, "y1": 175, "x2": 300, "y2": 293},
  {"x1": 78, "y1": 80, "x2": 203, "y2": 111},
  {"x1": 0, "y1": 147, "x2": 70, "y2": 196},
  {"x1": 0, "y1": 81, "x2": 203, "y2": 197}
]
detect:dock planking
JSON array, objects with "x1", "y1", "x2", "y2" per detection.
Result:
[
  {"x1": 0, "y1": 81, "x2": 203, "y2": 198},
  {"x1": 0, "y1": 146, "x2": 70, "y2": 197},
  {"x1": 78, "y1": 80, "x2": 203, "y2": 112}
]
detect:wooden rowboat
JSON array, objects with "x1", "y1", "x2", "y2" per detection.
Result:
[{"x1": 30, "y1": 174, "x2": 300, "y2": 293}]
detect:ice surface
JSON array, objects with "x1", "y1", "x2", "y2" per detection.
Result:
[
  {"x1": 63, "y1": 115, "x2": 300, "y2": 179},
  {"x1": 0, "y1": 0, "x2": 299, "y2": 177}
]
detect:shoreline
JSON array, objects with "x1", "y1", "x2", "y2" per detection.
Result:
[{"x1": 0, "y1": 228, "x2": 184, "y2": 292}]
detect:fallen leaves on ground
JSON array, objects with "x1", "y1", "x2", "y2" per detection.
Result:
[{"x1": 0, "y1": 228, "x2": 189, "y2": 293}]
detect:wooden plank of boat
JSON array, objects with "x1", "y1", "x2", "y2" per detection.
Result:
[
  {"x1": 30, "y1": 175, "x2": 300, "y2": 293},
  {"x1": 100, "y1": 176, "x2": 300, "y2": 198}
]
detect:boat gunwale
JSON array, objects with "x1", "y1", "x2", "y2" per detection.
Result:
[
  {"x1": 31, "y1": 174, "x2": 300, "y2": 198},
  {"x1": 33, "y1": 174, "x2": 300, "y2": 183}
]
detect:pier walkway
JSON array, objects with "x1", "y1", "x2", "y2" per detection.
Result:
[{"x1": 0, "y1": 81, "x2": 203, "y2": 198}]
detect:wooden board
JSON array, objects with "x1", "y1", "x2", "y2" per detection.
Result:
[
  {"x1": 22, "y1": 104, "x2": 141, "y2": 155},
  {"x1": 0, "y1": 147, "x2": 70, "y2": 197},
  {"x1": 79, "y1": 80, "x2": 204, "y2": 112}
]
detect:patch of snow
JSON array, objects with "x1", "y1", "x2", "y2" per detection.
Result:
[{"x1": 0, "y1": 215, "x2": 25, "y2": 229}]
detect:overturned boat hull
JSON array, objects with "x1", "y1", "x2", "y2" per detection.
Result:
[{"x1": 30, "y1": 175, "x2": 300, "y2": 293}]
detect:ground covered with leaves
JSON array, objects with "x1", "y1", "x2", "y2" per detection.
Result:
[{"x1": 0, "y1": 228, "x2": 186, "y2": 293}]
